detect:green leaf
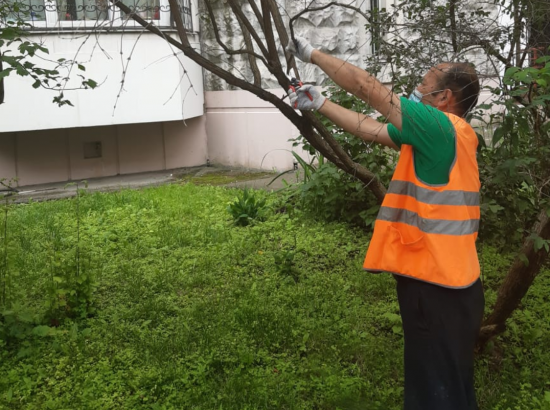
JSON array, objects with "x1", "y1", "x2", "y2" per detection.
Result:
[
  {"x1": 0, "y1": 68, "x2": 14, "y2": 80},
  {"x1": 32, "y1": 325, "x2": 52, "y2": 337},
  {"x1": 533, "y1": 236, "x2": 545, "y2": 252},
  {"x1": 83, "y1": 79, "x2": 97, "y2": 89},
  {"x1": 78, "y1": 64, "x2": 86, "y2": 71},
  {"x1": 1, "y1": 27, "x2": 18, "y2": 41},
  {"x1": 519, "y1": 254, "x2": 529, "y2": 267},
  {"x1": 32, "y1": 79, "x2": 41, "y2": 89}
]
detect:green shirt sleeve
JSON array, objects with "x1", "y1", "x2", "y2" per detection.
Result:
[{"x1": 387, "y1": 97, "x2": 456, "y2": 185}]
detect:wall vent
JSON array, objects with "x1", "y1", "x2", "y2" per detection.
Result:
[{"x1": 83, "y1": 141, "x2": 102, "y2": 159}]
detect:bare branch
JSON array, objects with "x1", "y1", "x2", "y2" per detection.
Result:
[
  {"x1": 236, "y1": 14, "x2": 263, "y2": 86},
  {"x1": 226, "y1": 0, "x2": 271, "y2": 61},
  {"x1": 202, "y1": 0, "x2": 269, "y2": 67}
]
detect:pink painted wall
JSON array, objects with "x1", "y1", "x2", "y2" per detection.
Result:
[
  {"x1": 68, "y1": 126, "x2": 119, "y2": 181},
  {"x1": 164, "y1": 117, "x2": 208, "y2": 169},
  {"x1": 17, "y1": 129, "x2": 70, "y2": 186},
  {"x1": 117, "y1": 122, "x2": 166, "y2": 175},
  {"x1": 0, "y1": 133, "x2": 16, "y2": 185},
  {"x1": 205, "y1": 89, "x2": 313, "y2": 171},
  {"x1": 0, "y1": 116, "x2": 207, "y2": 187}
]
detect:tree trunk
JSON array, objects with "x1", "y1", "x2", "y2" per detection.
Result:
[
  {"x1": 0, "y1": 50, "x2": 4, "y2": 105},
  {"x1": 477, "y1": 209, "x2": 550, "y2": 349}
]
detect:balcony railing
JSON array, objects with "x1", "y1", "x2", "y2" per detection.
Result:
[{"x1": 3, "y1": 0, "x2": 192, "y2": 31}]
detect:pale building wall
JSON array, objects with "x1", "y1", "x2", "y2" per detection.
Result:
[
  {"x1": 0, "y1": 116, "x2": 207, "y2": 187},
  {"x1": 0, "y1": 134, "x2": 17, "y2": 184},
  {"x1": 0, "y1": 32, "x2": 204, "y2": 133},
  {"x1": 17, "y1": 129, "x2": 71, "y2": 186},
  {"x1": 205, "y1": 89, "x2": 314, "y2": 171},
  {"x1": 200, "y1": 0, "x2": 373, "y2": 90},
  {"x1": 68, "y1": 126, "x2": 119, "y2": 181}
]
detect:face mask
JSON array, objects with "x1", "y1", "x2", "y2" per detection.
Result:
[{"x1": 408, "y1": 89, "x2": 423, "y2": 103}]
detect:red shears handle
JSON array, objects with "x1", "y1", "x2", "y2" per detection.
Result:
[{"x1": 289, "y1": 78, "x2": 313, "y2": 108}]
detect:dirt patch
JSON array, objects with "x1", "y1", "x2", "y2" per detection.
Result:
[{"x1": 177, "y1": 169, "x2": 277, "y2": 186}]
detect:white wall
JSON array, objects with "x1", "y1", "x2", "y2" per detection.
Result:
[
  {"x1": 0, "y1": 32, "x2": 204, "y2": 133},
  {"x1": 205, "y1": 89, "x2": 314, "y2": 171}
]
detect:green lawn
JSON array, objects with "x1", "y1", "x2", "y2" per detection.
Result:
[{"x1": 0, "y1": 184, "x2": 549, "y2": 409}]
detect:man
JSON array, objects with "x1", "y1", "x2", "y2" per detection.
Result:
[{"x1": 287, "y1": 37, "x2": 485, "y2": 410}]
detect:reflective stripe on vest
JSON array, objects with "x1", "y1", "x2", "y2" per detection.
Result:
[
  {"x1": 387, "y1": 180, "x2": 480, "y2": 206},
  {"x1": 377, "y1": 206, "x2": 479, "y2": 236},
  {"x1": 363, "y1": 112, "x2": 481, "y2": 288}
]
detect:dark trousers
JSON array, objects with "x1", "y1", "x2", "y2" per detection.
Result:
[{"x1": 395, "y1": 276, "x2": 485, "y2": 410}]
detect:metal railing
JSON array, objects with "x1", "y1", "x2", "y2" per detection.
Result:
[{"x1": 3, "y1": 0, "x2": 192, "y2": 31}]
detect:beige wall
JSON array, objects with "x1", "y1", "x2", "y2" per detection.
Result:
[
  {"x1": 164, "y1": 116, "x2": 208, "y2": 169},
  {"x1": 68, "y1": 126, "x2": 119, "y2": 181},
  {"x1": 0, "y1": 133, "x2": 16, "y2": 185},
  {"x1": 17, "y1": 129, "x2": 70, "y2": 186},
  {"x1": 0, "y1": 116, "x2": 207, "y2": 187},
  {"x1": 205, "y1": 89, "x2": 312, "y2": 171}
]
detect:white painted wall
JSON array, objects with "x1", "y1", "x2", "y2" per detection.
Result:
[
  {"x1": 0, "y1": 32, "x2": 204, "y2": 133},
  {"x1": 205, "y1": 89, "x2": 314, "y2": 171}
]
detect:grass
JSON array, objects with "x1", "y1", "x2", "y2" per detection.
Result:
[{"x1": 0, "y1": 184, "x2": 549, "y2": 409}]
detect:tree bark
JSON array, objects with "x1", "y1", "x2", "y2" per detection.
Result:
[
  {"x1": 0, "y1": 50, "x2": 4, "y2": 105},
  {"x1": 477, "y1": 209, "x2": 550, "y2": 349}
]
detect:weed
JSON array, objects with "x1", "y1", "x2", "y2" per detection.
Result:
[{"x1": 226, "y1": 188, "x2": 266, "y2": 227}]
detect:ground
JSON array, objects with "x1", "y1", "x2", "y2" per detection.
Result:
[{"x1": 0, "y1": 166, "x2": 296, "y2": 203}]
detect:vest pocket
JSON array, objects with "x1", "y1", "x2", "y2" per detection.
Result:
[{"x1": 389, "y1": 225, "x2": 424, "y2": 247}]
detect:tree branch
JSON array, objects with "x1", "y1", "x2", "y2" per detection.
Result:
[
  {"x1": 236, "y1": 12, "x2": 263, "y2": 87},
  {"x1": 266, "y1": 0, "x2": 299, "y2": 78},
  {"x1": 226, "y1": 0, "x2": 271, "y2": 61},
  {"x1": 203, "y1": 0, "x2": 269, "y2": 67},
  {"x1": 449, "y1": 0, "x2": 459, "y2": 53}
]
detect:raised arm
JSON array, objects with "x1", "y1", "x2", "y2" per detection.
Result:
[
  {"x1": 288, "y1": 37, "x2": 403, "y2": 131},
  {"x1": 289, "y1": 85, "x2": 398, "y2": 149}
]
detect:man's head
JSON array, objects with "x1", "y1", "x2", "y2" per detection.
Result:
[{"x1": 416, "y1": 63, "x2": 480, "y2": 118}]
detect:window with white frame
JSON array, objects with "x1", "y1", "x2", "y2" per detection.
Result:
[{"x1": 5, "y1": 0, "x2": 192, "y2": 30}]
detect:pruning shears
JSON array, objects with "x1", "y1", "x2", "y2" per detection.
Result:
[{"x1": 282, "y1": 73, "x2": 314, "y2": 107}]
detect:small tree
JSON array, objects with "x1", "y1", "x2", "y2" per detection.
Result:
[{"x1": 113, "y1": 0, "x2": 550, "y2": 347}]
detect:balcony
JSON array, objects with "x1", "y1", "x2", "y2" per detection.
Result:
[{"x1": 3, "y1": 0, "x2": 193, "y2": 31}]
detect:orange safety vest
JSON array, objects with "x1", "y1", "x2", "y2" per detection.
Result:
[{"x1": 363, "y1": 113, "x2": 481, "y2": 288}]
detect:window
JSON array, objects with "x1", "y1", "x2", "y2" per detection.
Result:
[
  {"x1": 120, "y1": 0, "x2": 161, "y2": 22},
  {"x1": 56, "y1": 0, "x2": 108, "y2": 21},
  {"x1": 5, "y1": 0, "x2": 47, "y2": 23},
  {"x1": 3, "y1": 0, "x2": 192, "y2": 30}
]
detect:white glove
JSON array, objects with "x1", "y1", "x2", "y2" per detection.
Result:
[
  {"x1": 288, "y1": 84, "x2": 326, "y2": 111},
  {"x1": 286, "y1": 37, "x2": 315, "y2": 63}
]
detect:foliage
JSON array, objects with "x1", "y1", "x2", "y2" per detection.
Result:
[
  {"x1": 0, "y1": 181, "x2": 96, "y2": 354},
  {"x1": 289, "y1": 82, "x2": 398, "y2": 228},
  {"x1": 476, "y1": 56, "x2": 550, "y2": 248},
  {"x1": 0, "y1": 185, "x2": 548, "y2": 408},
  {"x1": 226, "y1": 188, "x2": 267, "y2": 226},
  {"x1": 0, "y1": 1, "x2": 97, "y2": 106}
]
